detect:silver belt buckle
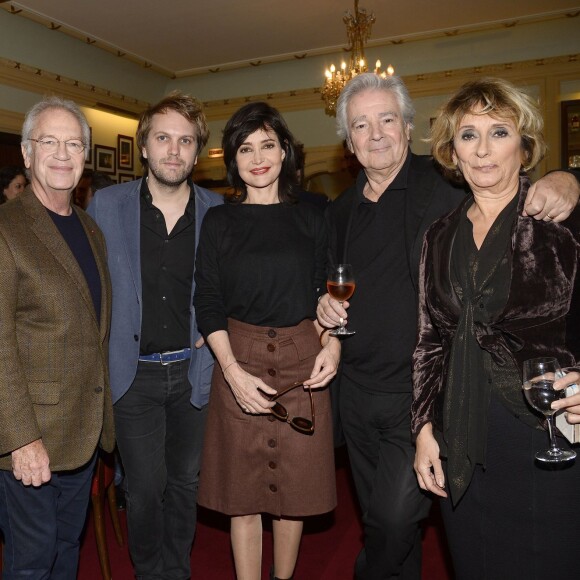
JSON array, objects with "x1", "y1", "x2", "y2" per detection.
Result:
[{"x1": 160, "y1": 349, "x2": 183, "y2": 366}]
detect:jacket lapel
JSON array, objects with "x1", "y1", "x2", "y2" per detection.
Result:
[
  {"x1": 119, "y1": 181, "x2": 142, "y2": 300},
  {"x1": 23, "y1": 190, "x2": 98, "y2": 325},
  {"x1": 76, "y1": 208, "x2": 111, "y2": 343}
]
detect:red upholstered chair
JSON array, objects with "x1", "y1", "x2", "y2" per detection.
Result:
[{"x1": 91, "y1": 451, "x2": 124, "y2": 580}]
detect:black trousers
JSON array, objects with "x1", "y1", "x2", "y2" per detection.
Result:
[
  {"x1": 440, "y1": 396, "x2": 580, "y2": 580},
  {"x1": 114, "y1": 359, "x2": 208, "y2": 580},
  {"x1": 340, "y1": 375, "x2": 431, "y2": 580}
]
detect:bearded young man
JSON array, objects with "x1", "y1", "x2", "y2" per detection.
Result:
[{"x1": 88, "y1": 92, "x2": 222, "y2": 580}]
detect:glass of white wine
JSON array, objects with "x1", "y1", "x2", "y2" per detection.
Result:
[{"x1": 522, "y1": 357, "x2": 576, "y2": 463}]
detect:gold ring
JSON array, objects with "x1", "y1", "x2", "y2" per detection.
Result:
[{"x1": 547, "y1": 213, "x2": 554, "y2": 220}]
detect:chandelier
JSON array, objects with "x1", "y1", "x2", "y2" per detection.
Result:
[{"x1": 321, "y1": 0, "x2": 394, "y2": 116}]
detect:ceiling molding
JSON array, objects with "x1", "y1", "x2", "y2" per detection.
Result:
[
  {"x1": 177, "y1": 8, "x2": 580, "y2": 78},
  {"x1": 2, "y1": 3, "x2": 578, "y2": 78},
  {"x1": 1, "y1": 53, "x2": 578, "y2": 126},
  {"x1": 0, "y1": 3, "x2": 175, "y2": 78},
  {"x1": 0, "y1": 107, "x2": 24, "y2": 133},
  {"x1": 201, "y1": 54, "x2": 580, "y2": 120},
  {"x1": 0, "y1": 56, "x2": 149, "y2": 116}
]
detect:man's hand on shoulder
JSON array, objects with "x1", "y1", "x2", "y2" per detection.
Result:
[
  {"x1": 11, "y1": 439, "x2": 51, "y2": 487},
  {"x1": 524, "y1": 171, "x2": 580, "y2": 222}
]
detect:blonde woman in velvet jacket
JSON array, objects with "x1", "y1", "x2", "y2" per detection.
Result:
[{"x1": 411, "y1": 78, "x2": 580, "y2": 579}]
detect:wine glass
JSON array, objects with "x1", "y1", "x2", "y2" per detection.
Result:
[
  {"x1": 522, "y1": 357, "x2": 576, "y2": 463},
  {"x1": 327, "y1": 264, "x2": 355, "y2": 337}
]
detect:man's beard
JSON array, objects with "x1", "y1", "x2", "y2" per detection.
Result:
[{"x1": 148, "y1": 158, "x2": 193, "y2": 187}]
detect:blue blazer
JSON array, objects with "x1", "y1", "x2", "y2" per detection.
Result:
[{"x1": 87, "y1": 179, "x2": 223, "y2": 407}]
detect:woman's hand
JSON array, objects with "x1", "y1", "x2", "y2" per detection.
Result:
[
  {"x1": 224, "y1": 362, "x2": 277, "y2": 415},
  {"x1": 316, "y1": 293, "x2": 350, "y2": 329},
  {"x1": 552, "y1": 371, "x2": 580, "y2": 424},
  {"x1": 304, "y1": 337, "x2": 341, "y2": 390},
  {"x1": 414, "y1": 423, "x2": 447, "y2": 498}
]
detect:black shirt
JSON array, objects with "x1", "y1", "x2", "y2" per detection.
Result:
[
  {"x1": 47, "y1": 207, "x2": 101, "y2": 323},
  {"x1": 139, "y1": 178, "x2": 196, "y2": 354},
  {"x1": 194, "y1": 201, "x2": 327, "y2": 336},
  {"x1": 336, "y1": 152, "x2": 418, "y2": 392}
]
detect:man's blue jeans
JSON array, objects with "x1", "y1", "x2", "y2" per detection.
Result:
[
  {"x1": 114, "y1": 359, "x2": 207, "y2": 580},
  {"x1": 0, "y1": 454, "x2": 96, "y2": 579}
]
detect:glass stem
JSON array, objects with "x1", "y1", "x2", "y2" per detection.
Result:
[
  {"x1": 338, "y1": 302, "x2": 344, "y2": 330},
  {"x1": 546, "y1": 416, "x2": 561, "y2": 455}
]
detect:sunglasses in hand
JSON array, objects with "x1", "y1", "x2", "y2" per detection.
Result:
[{"x1": 269, "y1": 381, "x2": 315, "y2": 435}]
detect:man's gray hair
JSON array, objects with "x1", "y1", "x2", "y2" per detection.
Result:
[
  {"x1": 21, "y1": 96, "x2": 91, "y2": 160},
  {"x1": 336, "y1": 73, "x2": 416, "y2": 144}
]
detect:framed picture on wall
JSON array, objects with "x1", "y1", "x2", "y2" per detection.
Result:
[
  {"x1": 117, "y1": 134, "x2": 134, "y2": 171},
  {"x1": 118, "y1": 173, "x2": 134, "y2": 183},
  {"x1": 94, "y1": 145, "x2": 116, "y2": 175}
]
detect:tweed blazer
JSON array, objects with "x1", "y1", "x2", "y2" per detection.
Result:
[
  {"x1": 87, "y1": 179, "x2": 223, "y2": 407},
  {"x1": 0, "y1": 189, "x2": 114, "y2": 472},
  {"x1": 411, "y1": 177, "x2": 580, "y2": 437}
]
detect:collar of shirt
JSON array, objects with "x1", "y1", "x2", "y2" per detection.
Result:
[
  {"x1": 140, "y1": 176, "x2": 196, "y2": 214},
  {"x1": 355, "y1": 148, "x2": 412, "y2": 205}
]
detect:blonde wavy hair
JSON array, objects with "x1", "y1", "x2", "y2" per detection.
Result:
[{"x1": 430, "y1": 77, "x2": 546, "y2": 182}]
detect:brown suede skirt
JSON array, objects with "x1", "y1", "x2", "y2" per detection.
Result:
[{"x1": 198, "y1": 318, "x2": 336, "y2": 517}]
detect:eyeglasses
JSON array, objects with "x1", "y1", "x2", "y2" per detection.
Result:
[
  {"x1": 28, "y1": 138, "x2": 86, "y2": 155},
  {"x1": 269, "y1": 381, "x2": 315, "y2": 435}
]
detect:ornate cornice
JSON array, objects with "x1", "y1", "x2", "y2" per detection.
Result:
[
  {"x1": 201, "y1": 54, "x2": 580, "y2": 120},
  {"x1": 2, "y1": 3, "x2": 578, "y2": 78},
  {"x1": 0, "y1": 56, "x2": 149, "y2": 117},
  {"x1": 0, "y1": 107, "x2": 25, "y2": 133},
  {"x1": 0, "y1": 53, "x2": 578, "y2": 126},
  {"x1": 0, "y1": 3, "x2": 175, "y2": 78}
]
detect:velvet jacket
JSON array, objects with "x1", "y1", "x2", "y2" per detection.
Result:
[{"x1": 411, "y1": 176, "x2": 580, "y2": 438}]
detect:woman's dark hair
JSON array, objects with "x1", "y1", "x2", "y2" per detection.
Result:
[
  {"x1": 222, "y1": 102, "x2": 300, "y2": 203},
  {"x1": 0, "y1": 165, "x2": 26, "y2": 204}
]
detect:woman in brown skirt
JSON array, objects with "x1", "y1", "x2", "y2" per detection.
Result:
[{"x1": 194, "y1": 102, "x2": 340, "y2": 580}]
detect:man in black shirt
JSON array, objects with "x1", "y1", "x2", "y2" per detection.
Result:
[
  {"x1": 88, "y1": 92, "x2": 222, "y2": 579},
  {"x1": 317, "y1": 73, "x2": 580, "y2": 580}
]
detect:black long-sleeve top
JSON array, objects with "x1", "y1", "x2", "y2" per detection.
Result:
[{"x1": 194, "y1": 201, "x2": 327, "y2": 336}]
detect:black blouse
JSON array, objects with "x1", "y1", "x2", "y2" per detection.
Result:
[{"x1": 194, "y1": 202, "x2": 327, "y2": 336}]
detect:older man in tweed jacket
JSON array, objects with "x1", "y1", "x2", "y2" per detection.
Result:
[{"x1": 0, "y1": 96, "x2": 114, "y2": 579}]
